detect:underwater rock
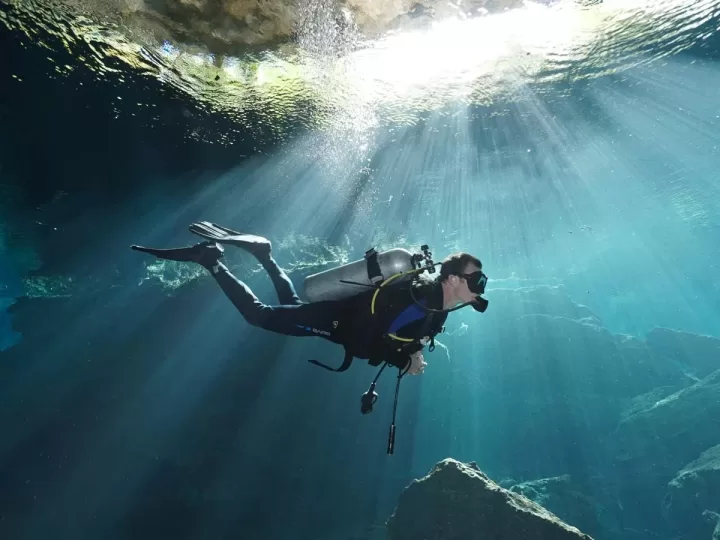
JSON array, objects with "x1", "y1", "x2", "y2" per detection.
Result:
[
  {"x1": 432, "y1": 284, "x2": 696, "y2": 485},
  {"x1": 408, "y1": 285, "x2": 719, "y2": 540},
  {"x1": 663, "y1": 445, "x2": 720, "y2": 539},
  {"x1": 612, "y1": 369, "x2": 720, "y2": 487},
  {"x1": 645, "y1": 327, "x2": 720, "y2": 380},
  {"x1": 64, "y1": 0, "x2": 527, "y2": 56},
  {"x1": 454, "y1": 311, "x2": 627, "y2": 480},
  {"x1": 705, "y1": 511, "x2": 720, "y2": 540},
  {"x1": 510, "y1": 475, "x2": 603, "y2": 538},
  {"x1": 386, "y1": 458, "x2": 594, "y2": 540},
  {"x1": 483, "y1": 287, "x2": 692, "y2": 397},
  {"x1": 613, "y1": 333, "x2": 695, "y2": 397},
  {"x1": 486, "y1": 287, "x2": 708, "y2": 394},
  {"x1": 619, "y1": 386, "x2": 684, "y2": 423},
  {"x1": 494, "y1": 313, "x2": 679, "y2": 399},
  {"x1": 381, "y1": 0, "x2": 521, "y2": 33}
]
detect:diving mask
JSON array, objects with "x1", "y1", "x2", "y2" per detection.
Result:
[
  {"x1": 460, "y1": 270, "x2": 488, "y2": 312},
  {"x1": 460, "y1": 270, "x2": 487, "y2": 295}
]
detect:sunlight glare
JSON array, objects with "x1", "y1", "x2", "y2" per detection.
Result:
[{"x1": 347, "y1": 2, "x2": 593, "y2": 101}]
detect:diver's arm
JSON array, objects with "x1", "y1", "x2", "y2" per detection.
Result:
[
  {"x1": 369, "y1": 352, "x2": 423, "y2": 374},
  {"x1": 368, "y1": 340, "x2": 411, "y2": 370},
  {"x1": 369, "y1": 348, "x2": 409, "y2": 370},
  {"x1": 370, "y1": 340, "x2": 426, "y2": 372},
  {"x1": 377, "y1": 355, "x2": 410, "y2": 370}
]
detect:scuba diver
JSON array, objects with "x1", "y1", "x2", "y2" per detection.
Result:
[{"x1": 131, "y1": 221, "x2": 488, "y2": 453}]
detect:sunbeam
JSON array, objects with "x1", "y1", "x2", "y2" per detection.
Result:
[{"x1": 3, "y1": 1, "x2": 720, "y2": 539}]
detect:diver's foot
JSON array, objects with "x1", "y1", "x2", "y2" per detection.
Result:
[
  {"x1": 131, "y1": 241, "x2": 224, "y2": 268},
  {"x1": 188, "y1": 221, "x2": 272, "y2": 258}
]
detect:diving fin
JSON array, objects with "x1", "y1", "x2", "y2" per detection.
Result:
[
  {"x1": 131, "y1": 241, "x2": 224, "y2": 267},
  {"x1": 188, "y1": 221, "x2": 271, "y2": 257}
]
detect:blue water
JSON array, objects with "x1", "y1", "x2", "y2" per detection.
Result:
[{"x1": 1, "y1": 1, "x2": 720, "y2": 540}]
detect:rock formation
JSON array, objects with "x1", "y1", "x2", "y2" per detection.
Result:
[
  {"x1": 510, "y1": 475, "x2": 602, "y2": 539},
  {"x1": 663, "y1": 445, "x2": 720, "y2": 539},
  {"x1": 386, "y1": 458, "x2": 593, "y2": 540}
]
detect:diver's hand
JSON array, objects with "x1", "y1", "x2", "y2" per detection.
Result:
[{"x1": 407, "y1": 351, "x2": 427, "y2": 375}]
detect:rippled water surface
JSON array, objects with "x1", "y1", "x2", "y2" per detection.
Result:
[{"x1": 1, "y1": 0, "x2": 718, "y2": 142}]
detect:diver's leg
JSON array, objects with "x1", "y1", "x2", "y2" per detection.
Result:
[
  {"x1": 131, "y1": 240, "x2": 328, "y2": 335},
  {"x1": 210, "y1": 263, "x2": 340, "y2": 338},
  {"x1": 187, "y1": 222, "x2": 301, "y2": 305},
  {"x1": 256, "y1": 253, "x2": 302, "y2": 306}
]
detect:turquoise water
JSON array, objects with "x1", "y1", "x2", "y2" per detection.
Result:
[{"x1": 1, "y1": 1, "x2": 720, "y2": 539}]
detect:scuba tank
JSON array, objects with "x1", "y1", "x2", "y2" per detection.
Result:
[{"x1": 303, "y1": 247, "x2": 418, "y2": 303}]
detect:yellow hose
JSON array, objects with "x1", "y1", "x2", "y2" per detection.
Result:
[{"x1": 371, "y1": 268, "x2": 424, "y2": 343}]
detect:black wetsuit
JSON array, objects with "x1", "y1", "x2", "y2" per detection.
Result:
[{"x1": 212, "y1": 255, "x2": 448, "y2": 369}]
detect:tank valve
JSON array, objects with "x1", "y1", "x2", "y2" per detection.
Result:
[{"x1": 420, "y1": 244, "x2": 435, "y2": 273}]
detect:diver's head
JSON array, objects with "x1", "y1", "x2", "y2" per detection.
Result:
[{"x1": 439, "y1": 252, "x2": 487, "y2": 309}]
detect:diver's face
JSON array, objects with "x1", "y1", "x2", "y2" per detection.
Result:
[{"x1": 457, "y1": 263, "x2": 482, "y2": 304}]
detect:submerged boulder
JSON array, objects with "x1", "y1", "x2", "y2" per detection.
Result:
[
  {"x1": 386, "y1": 458, "x2": 593, "y2": 540},
  {"x1": 663, "y1": 445, "x2": 720, "y2": 539},
  {"x1": 510, "y1": 475, "x2": 603, "y2": 539},
  {"x1": 606, "y1": 369, "x2": 720, "y2": 536},
  {"x1": 706, "y1": 511, "x2": 720, "y2": 540},
  {"x1": 613, "y1": 369, "x2": 720, "y2": 482},
  {"x1": 619, "y1": 386, "x2": 683, "y2": 423},
  {"x1": 646, "y1": 327, "x2": 720, "y2": 380}
]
